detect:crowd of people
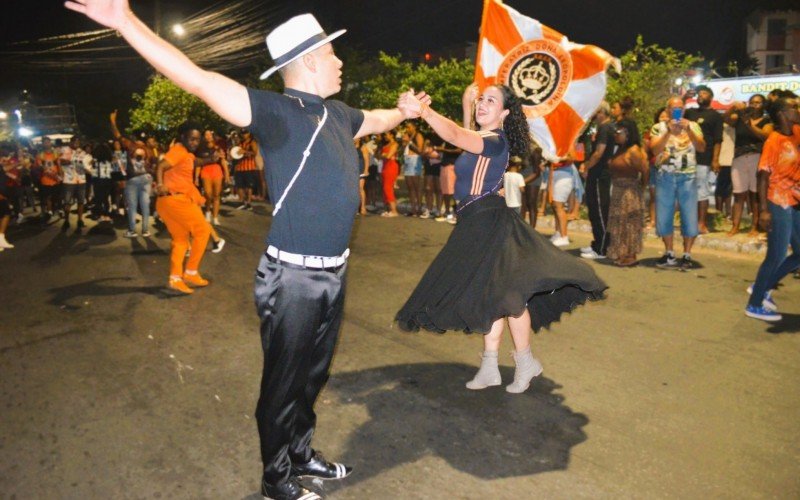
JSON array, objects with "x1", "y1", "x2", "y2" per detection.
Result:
[
  {"x1": 0, "y1": 113, "x2": 271, "y2": 255},
  {"x1": 2, "y1": 88, "x2": 797, "y2": 305}
]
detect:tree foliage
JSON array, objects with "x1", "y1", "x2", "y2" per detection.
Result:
[
  {"x1": 359, "y1": 52, "x2": 475, "y2": 123},
  {"x1": 129, "y1": 75, "x2": 227, "y2": 143},
  {"x1": 606, "y1": 36, "x2": 703, "y2": 136}
]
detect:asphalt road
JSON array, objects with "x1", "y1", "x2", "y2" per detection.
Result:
[{"x1": 2, "y1": 204, "x2": 799, "y2": 499}]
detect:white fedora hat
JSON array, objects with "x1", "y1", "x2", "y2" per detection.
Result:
[{"x1": 259, "y1": 13, "x2": 346, "y2": 80}]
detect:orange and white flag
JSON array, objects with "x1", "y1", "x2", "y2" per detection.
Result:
[{"x1": 475, "y1": 0, "x2": 619, "y2": 160}]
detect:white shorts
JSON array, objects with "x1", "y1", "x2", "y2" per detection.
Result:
[
  {"x1": 731, "y1": 153, "x2": 759, "y2": 193},
  {"x1": 695, "y1": 164, "x2": 712, "y2": 200},
  {"x1": 551, "y1": 168, "x2": 575, "y2": 203}
]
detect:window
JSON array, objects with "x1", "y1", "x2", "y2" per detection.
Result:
[
  {"x1": 766, "y1": 18, "x2": 786, "y2": 50},
  {"x1": 766, "y1": 54, "x2": 785, "y2": 71}
]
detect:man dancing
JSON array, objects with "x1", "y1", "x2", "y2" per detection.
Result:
[{"x1": 65, "y1": 2, "x2": 422, "y2": 499}]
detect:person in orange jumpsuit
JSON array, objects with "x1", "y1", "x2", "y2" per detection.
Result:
[{"x1": 155, "y1": 122, "x2": 215, "y2": 294}]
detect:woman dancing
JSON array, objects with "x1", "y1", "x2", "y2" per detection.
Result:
[
  {"x1": 198, "y1": 130, "x2": 230, "y2": 225},
  {"x1": 396, "y1": 83, "x2": 607, "y2": 393}
]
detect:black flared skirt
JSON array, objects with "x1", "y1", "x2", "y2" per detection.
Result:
[{"x1": 395, "y1": 195, "x2": 607, "y2": 334}]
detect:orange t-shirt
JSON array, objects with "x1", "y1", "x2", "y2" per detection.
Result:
[
  {"x1": 758, "y1": 128, "x2": 800, "y2": 208},
  {"x1": 237, "y1": 139, "x2": 257, "y2": 172},
  {"x1": 163, "y1": 143, "x2": 204, "y2": 205},
  {"x1": 38, "y1": 151, "x2": 61, "y2": 186}
]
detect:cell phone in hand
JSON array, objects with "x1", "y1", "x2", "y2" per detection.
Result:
[{"x1": 671, "y1": 108, "x2": 682, "y2": 121}]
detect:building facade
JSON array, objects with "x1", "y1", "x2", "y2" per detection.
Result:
[{"x1": 746, "y1": 9, "x2": 800, "y2": 75}]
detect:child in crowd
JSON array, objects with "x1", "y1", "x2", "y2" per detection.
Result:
[{"x1": 503, "y1": 156, "x2": 526, "y2": 215}]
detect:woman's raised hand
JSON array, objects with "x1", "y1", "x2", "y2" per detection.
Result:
[
  {"x1": 462, "y1": 83, "x2": 480, "y2": 109},
  {"x1": 64, "y1": 0, "x2": 131, "y2": 30}
]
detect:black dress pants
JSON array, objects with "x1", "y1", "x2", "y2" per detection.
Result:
[
  {"x1": 586, "y1": 174, "x2": 611, "y2": 255},
  {"x1": 253, "y1": 253, "x2": 347, "y2": 488}
]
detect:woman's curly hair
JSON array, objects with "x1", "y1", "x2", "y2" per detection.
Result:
[{"x1": 493, "y1": 85, "x2": 532, "y2": 159}]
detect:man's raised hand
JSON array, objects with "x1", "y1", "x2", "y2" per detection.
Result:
[{"x1": 64, "y1": 0, "x2": 131, "y2": 31}]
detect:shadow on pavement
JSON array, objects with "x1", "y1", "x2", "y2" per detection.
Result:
[
  {"x1": 47, "y1": 277, "x2": 184, "y2": 308},
  {"x1": 320, "y1": 362, "x2": 588, "y2": 495},
  {"x1": 766, "y1": 313, "x2": 800, "y2": 334}
]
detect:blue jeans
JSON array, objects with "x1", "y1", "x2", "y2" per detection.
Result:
[
  {"x1": 655, "y1": 171, "x2": 698, "y2": 238},
  {"x1": 748, "y1": 202, "x2": 800, "y2": 308},
  {"x1": 125, "y1": 174, "x2": 152, "y2": 232}
]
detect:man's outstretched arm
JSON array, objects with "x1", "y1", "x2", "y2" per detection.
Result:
[{"x1": 65, "y1": 0, "x2": 251, "y2": 127}]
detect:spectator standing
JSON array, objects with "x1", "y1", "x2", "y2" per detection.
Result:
[
  {"x1": 725, "y1": 94, "x2": 773, "y2": 236},
  {"x1": 421, "y1": 138, "x2": 442, "y2": 218},
  {"x1": 520, "y1": 146, "x2": 542, "y2": 228},
  {"x1": 91, "y1": 143, "x2": 115, "y2": 221},
  {"x1": 548, "y1": 156, "x2": 576, "y2": 247},
  {"x1": 36, "y1": 136, "x2": 61, "y2": 220},
  {"x1": 198, "y1": 130, "x2": 230, "y2": 225},
  {"x1": 643, "y1": 107, "x2": 669, "y2": 229},
  {"x1": 684, "y1": 85, "x2": 723, "y2": 234},
  {"x1": 434, "y1": 142, "x2": 460, "y2": 223},
  {"x1": 606, "y1": 121, "x2": 648, "y2": 266},
  {"x1": 503, "y1": 156, "x2": 525, "y2": 215},
  {"x1": 356, "y1": 137, "x2": 370, "y2": 215},
  {"x1": 402, "y1": 122, "x2": 424, "y2": 216},
  {"x1": 0, "y1": 164, "x2": 14, "y2": 250},
  {"x1": 123, "y1": 147, "x2": 153, "y2": 237},
  {"x1": 235, "y1": 130, "x2": 259, "y2": 210},
  {"x1": 715, "y1": 122, "x2": 735, "y2": 219},
  {"x1": 18, "y1": 152, "x2": 36, "y2": 216},
  {"x1": 649, "y1": 96, "x2": 706, "y2": 269},
  {"x1": 58, "y1": 136, "x2": 92, "y2": 230},
  {"x1": 580, "y1": 101, "x2": 615, "y2": 259},
  {"x1": 378, "y1": 131, "x2": 400, "y2": 217},
  {"x1": 111, "y1": 140, "x2": 128, "y2": 216}
]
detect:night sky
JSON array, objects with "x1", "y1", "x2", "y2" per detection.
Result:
[{"x1": 1, "y1": 0, "x2": 795, "y2": 136}]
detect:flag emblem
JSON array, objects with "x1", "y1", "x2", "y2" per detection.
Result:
[
  {"x1": 475, "y1": 0, "x2": 618, "y2": 160},
  {"x1": 498, "y1": 38, "x2": 572, "y2": 118}
]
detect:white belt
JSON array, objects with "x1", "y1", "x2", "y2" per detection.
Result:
[{"x1": 266, "y1": 245, "x2": 349, "y2": 269}]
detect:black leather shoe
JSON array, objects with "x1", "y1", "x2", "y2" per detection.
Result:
[
  {"x1": 261, "y1": 477, "x2": 321, "y2": 500},
  {"x1": 291, "y1": 452, "x2": 352, "y2": 481}
]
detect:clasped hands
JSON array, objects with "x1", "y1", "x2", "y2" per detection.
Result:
[{"x1": 397, "y1": 89, "x2": 432, "y2": 120}]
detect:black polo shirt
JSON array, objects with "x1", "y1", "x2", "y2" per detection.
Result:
[
  {"x1": 589, "y1": 121, "x2": 615, "y2": 181},
  {"x1": 684, "y1": 106, "x2": 723, "y2": 165},
  {"x1": 247, "y1": 87, "x2": 365, "y2": 257}
]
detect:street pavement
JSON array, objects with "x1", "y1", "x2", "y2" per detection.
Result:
[{"x1": 2, "y1": 204, "x2": 799, "y2": 499}]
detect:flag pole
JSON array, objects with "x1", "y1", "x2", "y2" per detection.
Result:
[{"x1": 473, "y1": 0, "x2": 493, "y2": 86}]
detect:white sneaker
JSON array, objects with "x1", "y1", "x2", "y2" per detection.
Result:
[
  {"x1": 551, "y1": 236, "x2": 570, "y2": 247},
  {"x1": 419, "y1": 209, "x2": 431, "y2": 219},
  {"x1": 213, "y1": 217, "x2": 220, "y2": 225},
  {"x1": 580, "y1": 246, "x2": 593, "y2": 254},
  {"x1": 549, "y1": 232, "x2": 562, "y2": 241},
  {"x1": 580, "y1": 249, "x2": 605, "y2": 260},
  {"x1": 0, "y1": 236, "x2": 14, "y2": 249},
  {"x1": 16, "y1": 213, "x2": 24, "y2": 224},
  {"x1": 205, "y1": 211, "x2": 211, "y2": 222}
]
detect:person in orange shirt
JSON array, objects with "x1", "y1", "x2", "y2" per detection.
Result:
[
  {"x1": 155, "y1": 122, "x2": 214, "y2": 294},
  {"x1": 745, "y1": 92, "x2": 800, "y2": 322},
  {"x1": 37, "y1": 137, "x2": 61, "y2": 220}
]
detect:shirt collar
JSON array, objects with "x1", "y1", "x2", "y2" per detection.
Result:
[{"x1": 283, "y1": 87, "x2": 324, "y2": 106}]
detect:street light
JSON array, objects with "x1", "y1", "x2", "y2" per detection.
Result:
[
  {"x1": 172, "y1": 23, "x2": 186, "y2": 37},
  {"x1": 18, "y1": 127, "x2": 33, "y2": 138},
  {"x1": 0, "y1": 111, "x2": 7, "y2": 120}
]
